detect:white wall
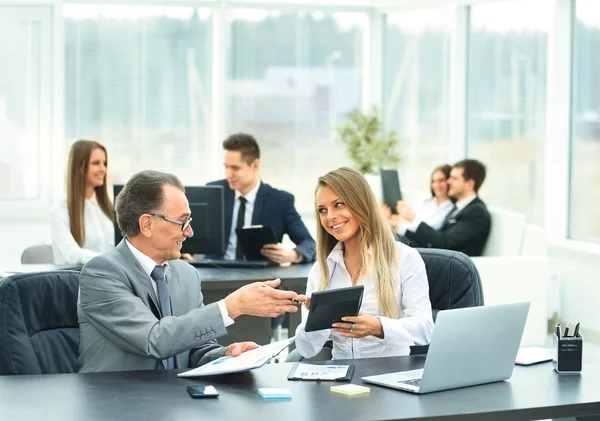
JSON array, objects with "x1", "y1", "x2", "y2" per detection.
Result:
[
  {"x1": 549, "y1": 242, "x2": 600, "y2": 343},
  {"x1": 0, "y1": 221, "x2": 51, "y2": 266}
]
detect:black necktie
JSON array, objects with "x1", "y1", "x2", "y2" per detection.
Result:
[
  {"x1": 150, "y1": 265, "x2": 175, "y2": 370},
  {"x1": 235, "y1": 196, "x2": 247, "y2": 260}
]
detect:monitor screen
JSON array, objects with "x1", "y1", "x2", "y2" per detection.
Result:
[
  {"x1": 113, "y1": 185, "x2": 225, "y2": 255},
  {"x1": 380, "y1": 169, "x2": 402, "y2": 213}
]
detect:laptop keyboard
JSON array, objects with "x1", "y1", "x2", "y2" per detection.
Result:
[{"x1": 399, "y1": 378, "x2": 421, "y2": 387}]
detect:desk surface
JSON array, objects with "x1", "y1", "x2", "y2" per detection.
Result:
[
  {"x1": 1, "y1": 356, "x2": 599, "y2": 421},
  {"x1": 1, "y1": 263, "x2": 312, "y2": 282},
  {"x1": 196, "y1": 263, "x2": 311, "y2": 290}
]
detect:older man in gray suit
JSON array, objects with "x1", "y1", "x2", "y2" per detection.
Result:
[{"x1": 78, "y1": 170, "x2": 305, "y2": 373}]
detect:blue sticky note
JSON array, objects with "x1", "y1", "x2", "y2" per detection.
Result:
[{"x1": 258, "y1": 388, "x2": 292, "y2": 400}]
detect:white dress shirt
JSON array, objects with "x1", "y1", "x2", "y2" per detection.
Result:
[
  {"x1": 452, "y1": 194, "x2": 477, "y2": 214},
  {"x1": 224, "y1": 180, "x2": 261, "y2": 260},
  {"x1": 295, "y1": 241, "x2": 434, "y2": 360},
  {"x1": 125, "y1": 240, "x2": 234, "y2": 327},
  {"x1": 397, "y1": 198, "x2": 454, "y2": 235},
  {"x1": 49, "y1": 192, "x2": 114, "y2": 264}
]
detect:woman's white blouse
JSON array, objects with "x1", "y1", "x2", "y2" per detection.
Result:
[
  {"x1": 420, "y1": 198, "x2": 454, "y2": 230},
  {"x1": 49, "y1": 193, "x2": 115, "y2": 264},
  {"x1": 295, "y1": 241, "x2": 434, "y2": 360}
]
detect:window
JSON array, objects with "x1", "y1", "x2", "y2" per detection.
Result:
[
  {"x1": 65, "y1": 5, "x2": 212, "y2": 185},
  {"x1": 467, "y1": 0, "x2": 549, "y2": 225},
  {"x1": 383, "y1": 10, "x2": 451, "y2": 194},
  {"x1": 227, "y1": 9, "x2": 366, "y2": 210},
  {"x1": 0, "y1": 7, "x2": 51, "y2": 206},
  {"x1": 570, "y1": 0, "x2": 600, "y2": 242}
]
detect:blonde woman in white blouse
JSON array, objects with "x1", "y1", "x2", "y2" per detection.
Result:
[
  {"x1": 295, "y1": 167, "x2": 433, "y2": 360},
  {"x1": 50, "y1": 140, "x2": 114, "y2": 264}
]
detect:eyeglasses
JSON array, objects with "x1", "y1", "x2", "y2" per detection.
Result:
[{"x1": 151, "y1": 214, "x2": 192, "y2": 231}]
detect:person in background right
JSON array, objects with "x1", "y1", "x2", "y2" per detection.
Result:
[
  {"x1": 398, "y1": 159, "x2": 491, "y2": 257},
  {"x1": 383, "y1": 164, "x2": 454, "y2": 233}
]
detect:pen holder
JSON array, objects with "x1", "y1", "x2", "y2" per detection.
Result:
[{"x1": 553, "y1": 333, "x2": 583, "y2": 373}]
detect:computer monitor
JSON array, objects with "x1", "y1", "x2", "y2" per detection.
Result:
[
  {"x1": 380, "y1": 169, "x2": 402, "y2": 214},
  {"x1": 113, "y1": 184, "x2": 225, "y2": 255}
]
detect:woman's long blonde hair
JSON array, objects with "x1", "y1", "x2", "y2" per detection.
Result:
[
  {"x1": 66, "y1": 140, "x2": 113, "y2": 247},
  {"x1": 314, "y1": 167, "x2": 400, "y2": 318}
]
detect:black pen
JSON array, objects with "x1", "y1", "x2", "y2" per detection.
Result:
[
  {"x1": 555, "y1": 324, "x2": 560, "y2": 338},
  {"x1": 573, "y1": 322, "x2": 580, "y2": 338},
  {"x1": 564, "y1": 323, "x2": 570, "y2": 338}
]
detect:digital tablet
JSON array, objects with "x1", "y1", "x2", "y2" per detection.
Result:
[
  {"x1": 305, "y1": 285, "x2": 364, "y2": 332},
  {"x1": 235, "y1": 225, "x2": 277, "y2": 261},
  {"x1": 381, "y1": 169, "x2": 402, "y2": 214}
]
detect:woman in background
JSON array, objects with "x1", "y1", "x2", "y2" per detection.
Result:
[
  {"x1": 295, "y1": 167, "x2": 433, "y2": 359},
  {"x1": 50, "y1": 140, "x2": 114, "y2": 264},
  {"x1": 383, "y1": 164, "x2": 454, "y2": 233}
]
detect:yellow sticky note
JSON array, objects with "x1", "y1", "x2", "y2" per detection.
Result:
[{"x1": 330, "y1": 384, "x2": 370, "y2": 397}]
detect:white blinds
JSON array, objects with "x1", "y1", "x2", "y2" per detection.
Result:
[
  {"x1": 569, "y1": 0, "x2": 600, "y2": 242},
  {"x1": 467, "y1": 0, "x2": 549, "y2": 225},
  {"x1": 227, "y1": 10, "x2": 365, "y2": 210},
  {"x1": 383, "y1": 9, "x2": 452, "y2": 195},
  {"x1": 64, "y1": 5, "x2": 213, "y2": 186}
]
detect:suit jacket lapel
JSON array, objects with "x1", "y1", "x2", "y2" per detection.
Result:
[
  {"x1": 252, "y1": 182, "x2": 267, "y2": 225},
  {"x1": 442, "y1": 197, "x2": 481, "y2": 229},
  {"x1": 440, "y1": 205, "x2": 457, "y2": 229},
  {"x1": 116, "y1": 240, "x2": 160, "y2": 313}
]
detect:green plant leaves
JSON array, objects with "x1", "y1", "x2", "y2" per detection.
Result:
[{"x1": 335, "y1": 106, "x2": 401, "y2": 175}]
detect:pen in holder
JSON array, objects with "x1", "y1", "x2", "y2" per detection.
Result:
[{"x1": 553, "y1": 331, "x2": 583, "y2": 373}]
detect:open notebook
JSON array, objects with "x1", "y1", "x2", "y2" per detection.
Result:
[{"x1": 177, "y1": 337, "x2": 295, "y2": 377}]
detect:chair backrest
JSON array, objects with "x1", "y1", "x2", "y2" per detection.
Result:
[
  {"x1": 481, "y1": 207, "x2": 526, "y2": 257},
  {"x1": 21, "y1": 244, "x2": 54, "y2": 264},
  {"x1": 520, "y1": 224, "x2": 547, "y2": 256},
  {"x1": 0, "y1": 270, "x2": 80, "y2": 375},
  {"x1": 417, "y1": 248, "x2": 484, "y2": 318}
]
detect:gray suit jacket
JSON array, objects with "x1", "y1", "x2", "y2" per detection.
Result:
[{"x1": 78, "y1": 240, "x2": 228, "y2": 373}]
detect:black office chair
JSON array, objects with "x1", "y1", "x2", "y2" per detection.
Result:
[
  {"x1": 286, "y1": 248, "x2": 484, "y2": 362},
  {"x1": 0, "y1": 270, "x2": 81, "y2": 375}
]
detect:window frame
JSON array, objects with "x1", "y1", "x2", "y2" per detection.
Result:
[{"x1": 0, "y1": 6, "x2": 54, "y2": 221}]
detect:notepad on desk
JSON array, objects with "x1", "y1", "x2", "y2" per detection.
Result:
[
  {"x1": 287, "y1": 363, "x2": 354, "y2": 381},
  {"x1": 515, "y1": 346, "x2": 553, "y2": 366}
]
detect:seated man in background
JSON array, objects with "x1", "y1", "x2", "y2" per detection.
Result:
[
  {"x1": 78, "y1": 170, "x2": 305, "y2": 373},
  {"x1": 399, "y1": 159, "x2": 491, "y2": 257},
  {"x1": 207, "y1": 133, "x2": 315, "y2": 264}
]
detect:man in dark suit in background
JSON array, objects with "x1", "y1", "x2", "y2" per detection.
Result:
[
  {"x1": 207, "y1": 133, "x2": 315, "y2": 264},
  {"x1": 399, "y1": 159, "x2": 491, "y2": 257}
]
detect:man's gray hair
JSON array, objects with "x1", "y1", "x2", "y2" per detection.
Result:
[{"x1": 115, "y1": 170, "x2": 185, "y2": 238}]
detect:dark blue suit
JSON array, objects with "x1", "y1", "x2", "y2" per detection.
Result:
[{"x1": 206, "y1": 179, "x2": 316, "y2": 262}]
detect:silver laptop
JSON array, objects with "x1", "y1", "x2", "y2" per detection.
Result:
[{"x1": 362, "y1": 302, "x2": 530, "y2": 394}]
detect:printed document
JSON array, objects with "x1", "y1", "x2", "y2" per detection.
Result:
[{"x1": 178, "y1": 337, "x2": 295, "y2": 377}]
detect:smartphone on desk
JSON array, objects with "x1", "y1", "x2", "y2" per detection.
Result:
[{"x1": 187, "y1": 385, "x2": 219, "y2": 398}]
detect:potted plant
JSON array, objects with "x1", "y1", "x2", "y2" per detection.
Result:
[
  {"x1": 335, "y1": 106, "x2": 401, "y2": 201},
  {"x1": 335, "y1": 106, "x2": 401, "y2": 175}
]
